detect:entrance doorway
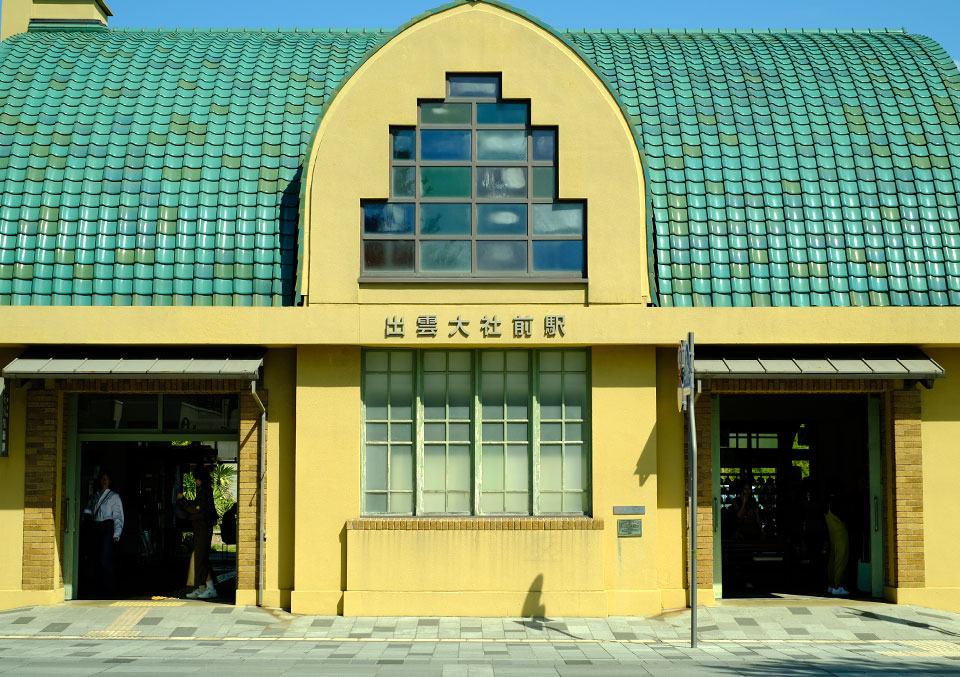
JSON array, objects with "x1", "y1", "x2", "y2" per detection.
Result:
[
  {"x1": 715, "y1": 394, "x2": 883, "y2": 599},
  {"x1": 65, "y1": 392, "x2": 242, "y2": 602},
  {"x1": 77, "y1": 441, "x2": 238, "y2": 600}
]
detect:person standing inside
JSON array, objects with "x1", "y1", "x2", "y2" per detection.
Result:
[
  {"x1": 177, "y1": 467, "x2": 218, "y2": 600},
  {"x1": 824, "y1": 486, "x2": 851, "y2": 596},
  {"x1": 82, "y1": 470, "x2": 124, "y2": 596}
]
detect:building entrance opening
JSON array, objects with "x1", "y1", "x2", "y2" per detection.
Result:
[
  {"x1": 72, "y1": 393, "x2": 241, "y2": 602},
  {"x1": 717, "y1": 394, "x2": 881, "y2": 599}
]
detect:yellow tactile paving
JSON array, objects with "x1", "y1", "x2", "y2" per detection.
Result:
[
  {"x1": 109, "y1": 601, "x2": 186, "y2": 607},
  {"x1": 83, "y1": 607, "x2": 149, "y2": 639},
  {"x1": 880, "y1": 639, "x2": 960, "y2": 658}
]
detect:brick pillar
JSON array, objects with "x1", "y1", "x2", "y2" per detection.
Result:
[
  {"x1": 890, "y1": 389, "x2": 924, "y2": 588},
  {"x1": 237, "y1": 390, "x2": 266, "y2": 598},
  {"x1": 22, "y1": 388, "x2": 59, "y2": 590},
  {"x1": 694, "y1": 392, "x2": 713, "y2": 590}
]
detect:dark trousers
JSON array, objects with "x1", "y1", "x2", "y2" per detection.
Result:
[
  {"x1": 192, "y1": 524, "x2": 213, "y2": 585},
  {"x1": 95, "y1": 520, "x2": 116, "y2": 595}
]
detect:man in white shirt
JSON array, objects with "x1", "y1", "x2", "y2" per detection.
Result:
[{"x1": 83, "y1": 470, "x2": 124, "y2": 596}]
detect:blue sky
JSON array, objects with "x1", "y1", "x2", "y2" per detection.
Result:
[{"x1": 109, "y1": 0, "x2": 960, "y2": 63}]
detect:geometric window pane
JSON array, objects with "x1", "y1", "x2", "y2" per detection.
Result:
[
  {"x1": 532, "y1": 240, "x2": 583, "y2": 273},
  {"x1": 392, "y1": 166, "x2": 415, "y2": 197},
  {"x1": 532, "y1": 129, "x2": 556, "y2": 161},
  {"x1": 421, "y1": 167, "x2": 472, "y2": 198},
  {"x1": 364, "y1": 240, "x2": 415, "y2": 272},
  {"x1": 477, "y1": 102, "x2": 528, "y2": 124},
  {"x1": 421, "y1": 130, "x2": 472, "y2": 161},
  {"x1": 477, "y1": 130, "x2": 527, "y2": 161},
  {"x1": 532, "y1": 203, "x2": 583, "y2": 235},
  {"x1": 364, "y1": 202, "x2": 415, "y2": 234},
  {"x1": 420, "y1": 203, "x2": 472, "y2": 235},
  {"x1": 421, "y1": 102, "x2": 471, "y2": 125},
  {"x1": 477, "y1": 241, "x2": 527, "y2": 272},
  {"x1": 477, "y1": 166, "x2": 527, "y2": 198},
  {"x1": 477, "y1": 204, "x2": 527, "y2": 235},
  {"x1": 420, "y1": 240, "x2": 471, "y2": 272},
  {"x1": 392, "y1": 128, "x2": 415, "y2": 160},
  {"x1": 449, "y1": 75, "x2": 499, "y2": 99},
  {"x1": 531, "y1": 166, "x2": 555, "y2": 198}
]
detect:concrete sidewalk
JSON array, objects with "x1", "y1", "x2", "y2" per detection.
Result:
[
  {"x1": 0, "y1": 600, "x2": 959, "y2": 675},
  {"x1": 1, "y1": 598, "x2": 958, "y2": 643}
]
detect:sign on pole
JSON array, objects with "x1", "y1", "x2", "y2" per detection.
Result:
[{"x1": 678, "y1": 332, "x2": 698, "y2": 649}]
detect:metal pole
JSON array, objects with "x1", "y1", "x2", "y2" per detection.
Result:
[
  {"x1": 688, "y1": 331, "x2": 698, "y2": 649},
  {"x1": 250, "y1": 382, "x2": 267, "y2": 608}
]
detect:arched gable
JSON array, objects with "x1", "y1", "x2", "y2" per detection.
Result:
[{"x1": 299, "y1": 1, "x2": 650, "y2": 306}]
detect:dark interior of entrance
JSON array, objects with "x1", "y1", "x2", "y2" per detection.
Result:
[
  {"x1": 719, "y1": 394, "x2": 873, "y2": 598},
  {"x1": 78, "y1": 441, "x2": 238, "y2": 601}
]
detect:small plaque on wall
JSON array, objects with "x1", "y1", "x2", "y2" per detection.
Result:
[
  {"x1": 613, "y1": 506, "x2": 645, "y2": 515},
  {"x1": 617, "y1": 519, "x2": 643, "y2": 538}
]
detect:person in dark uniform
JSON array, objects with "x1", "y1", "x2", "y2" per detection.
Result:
[
  {"x1": 177, "y1": 468, "x2": 218, "y2": 600},
  {"x1": 82, "y1": 469, "x2": 124, "y2": 596}
]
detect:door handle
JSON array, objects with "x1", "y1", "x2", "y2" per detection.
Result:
[
  {"x1": 713, "y1": 497, "x2": 719, "y2": 533},
  {"x1": 65, "y1": 497, "x2": 71, "y2": 534},
  {"x1": 874, "y1": 496, "x2": 879, "y2": 533}
]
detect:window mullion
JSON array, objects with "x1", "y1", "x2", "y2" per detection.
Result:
[
  {"x1": 415, "y1": 350, "x2": 424, "y2": 516},
  {"x1": 473, "y1": 349, "x2": 481, "y2": 516},
  {"x1": 532, "y1": 350, "x2": 541, "y2": 516}
]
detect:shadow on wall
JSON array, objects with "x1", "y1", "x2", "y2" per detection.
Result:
[{"x1": 521, "y1": 574, "x2": 546, "y2": 618}]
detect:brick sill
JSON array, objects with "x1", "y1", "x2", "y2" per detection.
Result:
[{"x1": 346, "y1": 517, "x2": 603, "y2": 531}]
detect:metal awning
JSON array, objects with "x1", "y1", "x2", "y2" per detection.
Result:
[
  {"x1": 695, "y1": 347, "x2": 944, "y2": 381},
  {"x1": 2, "y1": 353, "x2": 263, "y2": 380}
]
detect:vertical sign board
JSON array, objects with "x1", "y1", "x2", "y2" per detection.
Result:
[{"x1": 678, "y1": 333, "x2": 697, "y2": 648}]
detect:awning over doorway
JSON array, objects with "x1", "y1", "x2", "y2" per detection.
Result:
[
  {"x1": 2, "y1": 350, "x2": 264, "y2": 380},
  {"x1": 694, "y1": 347, "x2": 944, "y2": 381}
]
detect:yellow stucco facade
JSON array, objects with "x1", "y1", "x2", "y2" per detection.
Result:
[{"x1": 0, "y1": 0, "x2": 958, "y2": 619}]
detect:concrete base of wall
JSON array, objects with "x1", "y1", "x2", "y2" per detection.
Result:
[
  {"x1": 0, "y1": 588, "x2": 63, "y2": 611},
  {"x1": 290, "y1": 589, "x2": 344, "y2": 615},
  {"x1": 235, "y1": 590, "x2": 257, "y2": 607},
  {"x1": 886, "y1": 586, "x2": 960, "y2": 614},
  {"x1": 343, "y1": 590, "x2": 608, "y2": 617},
  {"x1": 262, "y1": 588, "x2": 292, "y2": 609}
]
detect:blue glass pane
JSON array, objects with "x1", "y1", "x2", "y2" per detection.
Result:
[
  {"x1": 364, "y1": 240, "x2": 414, "y2": 272},
  {"x1": 532, "y1": 241, "x2": 583, "y2": 273},
  {"x1": 392, "y1": 129, "x2": 415, "y2": 160},
  {"x1": 477, "y1": 204, "x2": 526, "y2": 235},
  {"x1": 421, "y1": 203, "x2": 472, "y2": 235},
  {"x1": 477, "y1": 130, "x2": 526, "y2": 161},
  {"x1": 477, "y1": 166, "x2": 527, "y2": 198},
  {"x1": 364, "y1": 203, "x2": 415, "y2": 234},
  {"x1": 477, "y1": 241, "x2": 527, "y2": 272},
  {"x1": 392, "y1": 166, "x2": 415, "y2": 197},
  {"x1": 532, "y1": 130, "x2": 556, "y2": 161},
  {"x1": 477, "y1": 103, "x2": 528, "y2": 125},
  {"x1": 421, "y1": 130, "x2": 472, "y2": 161},
  {"x1": 532, "y1": 203, "x2": 583, "y2": 235},
  {"x1": 420, "y1": 240, "x2": 471, "y2": 272},
  {"x1": 448, "y1": 75, "x2": 499, "y2": 98}
]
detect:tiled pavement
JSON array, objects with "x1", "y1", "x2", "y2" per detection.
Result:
[{"x1": 0, "y1": 600, "x2": 959, "y2": 674}]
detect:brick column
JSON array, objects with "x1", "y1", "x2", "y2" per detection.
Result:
[
  {"x1": 694, "y1": 392, "x2": 714, "y2": 590},
  {"x1": 889, "y1": 389, "x2": 924, "y2": 588},
  {"x1": 22, "y1": 388, "x2": 59, "y2": 590},
  {"x1": 237, "y1": 390, "x2": 266, "y2": 598}
]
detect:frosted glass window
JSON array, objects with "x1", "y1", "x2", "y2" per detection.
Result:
[
  {"x1": 421, "y1": 351, "x2": 474, "y2": 514},
  {"x1": 537, "y1": 350, "x2": 590, "y2": 514},
  {"x1": 363, "y1": 74, "x2": 585, "y2": 278},
  {"x1": 480, "y1": 351, "x2": 530, "y2": 514},
  {"x1": 362, "y1": 351, "x2": 415, "y2": 513},
  {"x1": 362, "y1": 349, "x2": 588, "y2": 516}
]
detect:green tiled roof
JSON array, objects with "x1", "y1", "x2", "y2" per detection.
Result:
[
  {"x1": 566, "y1": 29, "x2": 960, "y2": 307},
  {"x1": 0, "y1": 13, "x2": 958, "y2": 307},
  {"x1": 0, "y1": 26, "x2": 388, "y2": 306}
]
